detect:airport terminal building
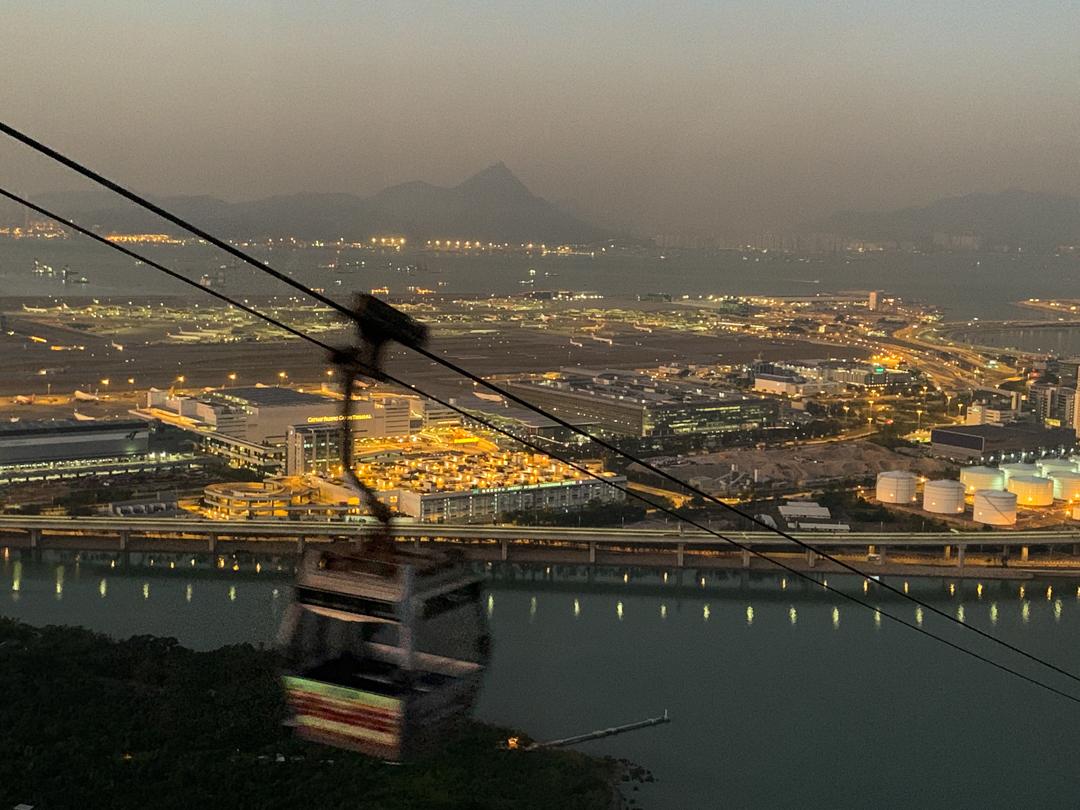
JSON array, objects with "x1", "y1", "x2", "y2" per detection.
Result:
[{"x1": 140, "y1": 386, "x2": 412, "y2": 472}]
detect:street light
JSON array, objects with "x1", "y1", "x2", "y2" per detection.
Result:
[{"x1": 916, "y1": 409, "x2": 923, "y2": 431}]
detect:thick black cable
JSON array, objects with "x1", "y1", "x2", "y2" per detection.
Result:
[
  {"x1": 6, "y1": 190, "x2": 1080, "y2": 705},
  {"x1": 0, "y1": 121, "x2": 355, "y2": 317},
  {"x1": 3, "y1": 127, "x2": 1079, "y2": 690}
]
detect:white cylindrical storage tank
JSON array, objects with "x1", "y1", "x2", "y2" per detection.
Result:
[
  {"x1": 876, "y1": 470, "x2": 918, "y2": 504},
  {"x1": 923, "y1": 479, "x2": 966, "y2": 514},
  {"x1": 959, "y1": 466, "x2": 1005, "y2": 493},
  {"x1": 1037, "y1": 458, "x2": 1076, "y2": 477},
  {"x1": 1000, "y1": 462, "x2": 1039, "y2": 483},
  {"x1": 1049, "y1": 472, "x2": 1080, "y2": 502},
  {"x1": 974, "y1": 490, "x2": 1018, "y2": 525},
  {"x1": 1007, "y1": 475, "x2": 1055, "y2": 506}
]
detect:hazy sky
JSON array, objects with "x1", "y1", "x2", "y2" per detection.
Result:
[{"x1": 2, "y1": 0, "x2": 1078, "y2": 235}]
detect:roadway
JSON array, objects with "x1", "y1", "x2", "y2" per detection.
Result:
[{"x1": 2, "y1": 516, "x2": 1079, "y2": 578}]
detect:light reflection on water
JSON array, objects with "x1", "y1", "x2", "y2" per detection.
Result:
[
  {"x1": 6, "y1": 556, "x2": 1079, "y2": 635},
  {"x1": 4, "y1": 554, "x2": 1080, "y2": 809}
]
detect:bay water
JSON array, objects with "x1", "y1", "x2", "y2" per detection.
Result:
[{"x1": 4, "y1": 551, "x2": 1080, "y2": 809}]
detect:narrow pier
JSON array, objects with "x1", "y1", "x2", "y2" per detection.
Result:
[{"x1": 532, "y1": 711, "x2": 671, "y2": 750}]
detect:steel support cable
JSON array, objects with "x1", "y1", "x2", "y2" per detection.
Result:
[
  {"x1": 7, "y1": 186, "x2": 1080, "y2": 704},
  {"x1": 2, "y1": 124, "x2": 1079, "y2": 689},
  {"x1": 0, "y1": 121, "x2": 356, "y2": 318},
  {"x1": 5, "y1": 190, "x2": 1080, "y2": 706}
]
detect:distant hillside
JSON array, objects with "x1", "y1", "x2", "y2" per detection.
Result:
[
  {"x1": 29, "y1": 163, "x2": 612, "y2": 245},
  {"x1": 801, "y1": 189, "x2": 1080, "y2": 252}
]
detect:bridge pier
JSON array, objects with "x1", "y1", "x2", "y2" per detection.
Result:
[
  {"x1": 944, "y1": 545, "x2": 951, "y2": 561},
  {"x1": 741, "y1": 548, "x2": 750, "y2": 569},
  {"x1": 118, "y1": 530, "x2": 129, "y2": 552},
  {"x1": 297, "y1": 536, "x2": 305, "y2": 555},
  {"x1": 676, "y1": 543, "x2": 685, "y2": 568},
  {"x1": 807, "y1": 549, "x2": 816, "y2": 568},
  {"x1": 501, "y1": 539, "x2": 508, "y2": 562},
  {"x1": 588, "y1": 541, "x2": 596, "y2": 565},
  {"x1": 28, "y1": 528, "x2": 41, "y2": 548},
  {"x1": 957, "y1": 543, "x2": 966, "y2": 569},
  {"x1": 1021, "y1": 546, "x2": 1029, "y2": 563},
  {"x1": 879, "y1": 546, "x2": 887, "y2": 564}
]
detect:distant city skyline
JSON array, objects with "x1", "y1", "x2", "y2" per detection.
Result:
[{"x1": 1, "y1": 0, "x2": 1077, "y2": 237}]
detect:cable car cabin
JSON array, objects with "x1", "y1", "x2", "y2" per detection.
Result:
[{"x1": 279, "y1": 545, "x2": 490, "y2": 761}]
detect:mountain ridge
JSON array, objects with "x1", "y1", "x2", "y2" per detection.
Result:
[
  {"x1": 29, "y1": 164, "x2": 612, "y2": 245},
  {"x1": 798, "y1": 188, "x2": 1080, "y2": 251}
]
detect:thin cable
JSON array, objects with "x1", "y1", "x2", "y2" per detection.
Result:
[
  {"x1": 0, "y1": 189, "x2": 338, "y2": 352},
  {"x1": 0, "y1": 121, "x2": 354, "y2": 317},
  {"x1": 6, "y1": 189, "x2": 1080, "y2": 705},
  {"x1": 3, "y1": 127, "x2": 1079, "y2": 689}
]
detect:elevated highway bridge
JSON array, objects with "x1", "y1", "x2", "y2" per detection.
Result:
[{"x1": 2, "y1": 516, "x2": 1079, "y2": 578}]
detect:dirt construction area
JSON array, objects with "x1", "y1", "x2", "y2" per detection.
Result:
[{"x1": 650, "y1": 441, "x2": 957, "y2": 493}]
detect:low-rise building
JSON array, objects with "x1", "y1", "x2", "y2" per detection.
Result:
[
  {"x1": 966, "y1": 405, "x2": 1023, "y2": 426},
  {"x1": 930, "y1": 423, "x2": 1077, "y2": 461},
  {"x1": 753, "y1": 372, "x2": 843, "y2": 398},
  {"x1": 391, "y1": 475, "x2": 625, "y2": 523},
  {"x1": 310, "y1": 446, "x2": 627, "y2": 523},
  {"x1": 0, "y1": 419, "x2": 150, "y2": 467},
  {"x1": 503, "y1": 369, "x2": 778, "y2": 437},
  {"x1": 203, "y1": 478, "x2": 316, "y2": 519}
]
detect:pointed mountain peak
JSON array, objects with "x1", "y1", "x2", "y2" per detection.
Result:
[{"x1": 455, "y1": 162, "x2": 531, "y2": 197}]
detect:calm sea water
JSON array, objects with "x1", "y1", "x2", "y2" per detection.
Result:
[
  {"x1": 3, "y1": 238, "x2": 1079, "y2": 320},
  {"x1": 950, "y1": 325, "x2": 1080, "y2": 356},
  {"x1": 4, "y1": 551, "x2": 1080, "y2": 810}
]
